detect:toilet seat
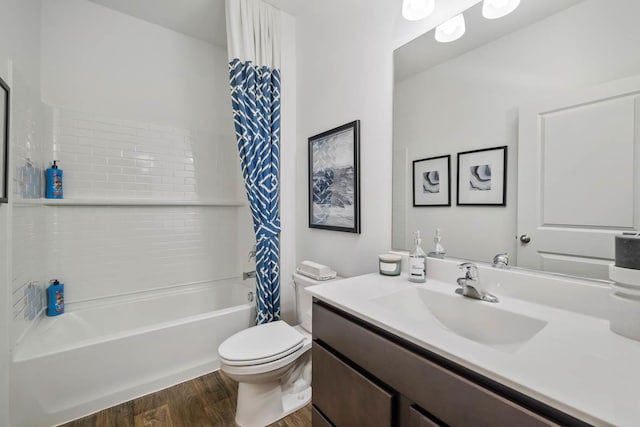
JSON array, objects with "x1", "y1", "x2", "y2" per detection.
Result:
[{"x1": 218, "y1": 321, "x2": 305, "y2": 367}]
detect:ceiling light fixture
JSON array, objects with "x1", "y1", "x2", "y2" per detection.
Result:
[
  {"x1": 402, "y1": 0, "x2": 435, "y2": 21},
  {"x1": 482, "y1": 0, "x2": 521, "y2": 19},
  {"x1": 435, "y1": 13, "x2": 466, "y2": 43}
]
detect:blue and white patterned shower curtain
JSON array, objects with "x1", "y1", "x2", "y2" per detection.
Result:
[{"x1": 226, "y1": 0, "x2": 281, "y2": 324}]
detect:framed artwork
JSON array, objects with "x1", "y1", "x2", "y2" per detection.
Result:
[
  {"x1": 0, "y1": 76, "x2": 9, "y2": 204},
  {"x1": 457, "y1": 146, "x2": 507, "y2": 206},
  {"x1": 412, "y1": 155, "x2": 450, "y2": 207},
  {"x1": 308, "y1": 120, "x2": 360, "y2": 233}
]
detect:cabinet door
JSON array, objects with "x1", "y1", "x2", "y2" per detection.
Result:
[
  {"x1": 312, "y1": 406, "x2": 333, "y2": 427},
  {"x1": 409, "y1": 405, "x2": 444, "y2": 427},
  {"x1": 313, "y1": 343, "x2": 394, "y2": 427}
]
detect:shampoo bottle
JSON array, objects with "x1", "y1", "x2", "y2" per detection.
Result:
[
  {"x1": 409, "y1": 231, "x2": 427, "y2": 283},
  {"x1": 46, "y1": 279, "x2": 64, "y2": 316},
  {"x1": 45, "y1": 160, "x2": 63, "y2": 199}
]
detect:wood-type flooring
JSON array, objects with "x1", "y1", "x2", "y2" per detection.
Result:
[{"x1": 61, "y1": 371, "x2": 311, "y2": 427}]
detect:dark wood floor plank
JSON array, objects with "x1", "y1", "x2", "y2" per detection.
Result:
[
  {"x1": 134, "y1": 403, "x2": 172, "y2": 427},
  {"x1": 61, "y1": 371, "x2": 311, "y2": 427}
]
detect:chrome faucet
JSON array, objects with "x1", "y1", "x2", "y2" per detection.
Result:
[
  {"x1": 456, "y1": 262, "x2": 498, "y2": 303},
  {"x1": 243, "y1": 270, "x2": 257, "y2": 280},
  {"x1": 492, "y1": 253, "x2": 509, "y2": 269}
]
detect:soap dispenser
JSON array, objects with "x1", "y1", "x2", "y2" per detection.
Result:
[
  {"x1": 409, "y1": 231, "x2": 427, "y2": 283},
  {"x1": 428, "y1": 228, "x2": 446, "y2": 259}
]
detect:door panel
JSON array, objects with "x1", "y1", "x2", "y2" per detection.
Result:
[{"x1": 518, "y1": 75, "x2": 640, "y2": 279}]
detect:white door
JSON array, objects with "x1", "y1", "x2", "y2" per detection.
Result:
[{"x1": 517, "y1": 76, "x2": 640, "y2": 280}]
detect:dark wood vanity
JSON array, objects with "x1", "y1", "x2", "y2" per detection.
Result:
[{"x1": 311, "y1": 300, "x2": 592, "y2": 427}]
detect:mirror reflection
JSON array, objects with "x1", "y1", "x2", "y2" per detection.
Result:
[{"x1": 392, "y1": 0, "x2": 640, "y2": 280}]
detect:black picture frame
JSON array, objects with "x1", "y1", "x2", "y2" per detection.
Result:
[
  {"x1": 412, "y1": 154, "x2": 451, "y2": 207},
  {"x1": 0, "y1": 76, "x2": 9, "y2": 204},
  {"x1": 308, "y1": 120, "x2": 360, "y2": 233},
  {"x1": 456, "y1": 146, "x2": 507, "y2": 206}
]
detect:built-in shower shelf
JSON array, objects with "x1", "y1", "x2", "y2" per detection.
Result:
[{"x1": 37, "y1": 199, "x2": 246, "y2": 207}]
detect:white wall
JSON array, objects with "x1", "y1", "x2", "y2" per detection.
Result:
[
  {"x1": 294, "y1": 0, "x2": 396, "y2": 278},
  {"x1": 41, "y1": 0, "x2": 230, "y2": 133},
  {"x1": 278, "y1": 10, "x2": 297, "y2": 323},
  {"x1": 0, "y1": 0, "x2": 43, "y2": 423},
  {"x1": 39, "y1": 0, "x2": 253, "y2": 302},
  {"x1": 394, "y1": 0, "x2": 640, "y2": 263}
]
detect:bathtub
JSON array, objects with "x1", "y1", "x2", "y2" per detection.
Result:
[{"x1": 10, "y1": 279, "x2": 255, "y2": 427}]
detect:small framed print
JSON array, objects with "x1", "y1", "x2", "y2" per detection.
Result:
[
  {"x1": 456, "y1": 146, "x2": 507, "y2": 206},
  {"x1": 412, "y1": 155, "x2": 451, "y2": 207}
]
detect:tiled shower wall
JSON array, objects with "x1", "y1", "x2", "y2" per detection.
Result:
[
  {"x1": 47, "y1": 107, "x2": 242, "y2": 201},
  {"x1": 47, "y1": 206, "x2": 243, "y2": 302},
  {"x1": 43, "y1": 106, "x2": 250, "y2": 302},
  {"x1": 11, "y1": 78, "x2": 46, "y2": 345},
  {"x1": 10, "y1": 104, "x2": 252, "y2": 342}
]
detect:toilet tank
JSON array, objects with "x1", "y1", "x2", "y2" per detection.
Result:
[{"x1": 293, "y1": 272, "x2": 341, "y2": 333}]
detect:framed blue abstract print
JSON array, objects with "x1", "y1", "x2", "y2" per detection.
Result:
[{"x1": 308, "y1": 120, "x2": 360, "y2": 233}]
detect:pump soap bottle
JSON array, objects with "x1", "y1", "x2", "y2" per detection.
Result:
[
  {"x1": 45, "y1": 160, "x2": 63, "y2": 199},
  {"x1": 428, "y1": 228, "x2": 446, "y2": 259},
  {"x1": 409, "y1": 230, "x2": 427, "y2": 283}
]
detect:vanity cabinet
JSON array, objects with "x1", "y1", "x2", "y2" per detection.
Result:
[{"x1": 311, "y1": 300, "x2": 590, "y2": 427}]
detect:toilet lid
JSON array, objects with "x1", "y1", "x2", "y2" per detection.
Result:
[{"x1": 218, "y1": 321, "x2": 305, "y2": 366}]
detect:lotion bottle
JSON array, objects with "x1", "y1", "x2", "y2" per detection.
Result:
[{"x1": 409, "y1": 231, "x2": 427, "y2": 283}]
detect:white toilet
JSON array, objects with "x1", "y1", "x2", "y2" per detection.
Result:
[{"x1": 218, "y1": 272, "x2": 340, "y2": 427}]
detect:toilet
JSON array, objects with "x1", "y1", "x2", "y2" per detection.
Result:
[{"x1": 218, "y1": 272, "x2": 341, "y2": 427}]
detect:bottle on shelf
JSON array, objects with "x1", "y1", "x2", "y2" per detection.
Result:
[{"x1": 45, "y1": 160, "x2": 63, "y2": 199}]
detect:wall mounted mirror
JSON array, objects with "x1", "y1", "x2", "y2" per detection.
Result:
[
  {"x1": 393, "y1": 0, "x2": 640, "y2": 280},
  {"x1": 0, "y1": 75, "x2": 9, "y2": 203}
]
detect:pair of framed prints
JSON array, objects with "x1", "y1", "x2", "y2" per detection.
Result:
[{"x1": 412, "y1": 146, "x2": 507, "y2": 207}]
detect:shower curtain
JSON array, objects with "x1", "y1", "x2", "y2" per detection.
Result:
[{"x1": 226, "y1": 0, "x2": 281, "y2": 324}]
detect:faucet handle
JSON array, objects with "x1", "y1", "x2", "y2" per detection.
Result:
[
  {"x1": 492, "y1": 253, "x2": 509, "y2": 269},
  {"x1": 458, "y1": 262, "x2": 478, "y2": 280}
]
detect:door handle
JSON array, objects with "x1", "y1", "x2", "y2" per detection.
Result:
[{"x1": 519, "y1": 234, "x2": 531, "y2": 244}]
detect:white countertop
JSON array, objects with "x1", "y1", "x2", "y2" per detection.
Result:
[{"x1": 307, "y1": 269, "x2": 640, "y2": 427}]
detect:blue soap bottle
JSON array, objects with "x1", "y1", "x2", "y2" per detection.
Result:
[
  {"x1": 46, "y1": 280, "x2": 64, "y2": 316},
  {"x1": 45, "y1": 160, "x2": 63, "y2": 199}
]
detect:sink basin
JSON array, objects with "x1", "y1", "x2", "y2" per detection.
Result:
[{"x1": 370, "y1": 287, "x2": 547, "y2": 352}]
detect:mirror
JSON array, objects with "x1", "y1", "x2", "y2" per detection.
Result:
[
  {"x1": 0, "y1": 75, "x2": 8, "y2": 203},
  {"x1": 393, "y1": 0, "x2": 640, "y2": 280}
]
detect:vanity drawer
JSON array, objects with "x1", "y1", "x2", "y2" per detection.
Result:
[
  {"x1": 313, "y1": 302, "x2": 560, "y2": 427},
  {"x1": 313, "y1": 343, "x2": 394, "y2": 427}
]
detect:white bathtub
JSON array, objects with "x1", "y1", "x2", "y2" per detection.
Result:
[{"x1": 10, "y1": 279, "x2": 255, "y2": 427}]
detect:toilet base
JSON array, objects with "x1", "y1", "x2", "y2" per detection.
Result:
[
  {"x1": 233, "y1": 351, "x2": 312, "y2": 427},
  {"x1": 235, "y1": 382, "x2": 311, "y2": 427}
]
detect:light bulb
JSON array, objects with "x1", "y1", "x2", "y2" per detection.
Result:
[
  {"x1": 482, "y1": 0, "x2": 521, "y2": 19},
  {"x1": 402, "y1": 0, "x2": 435, "y2": 21},
  {"x1": 435, "y1": 13, "x2": 466, "y2": 43}
]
